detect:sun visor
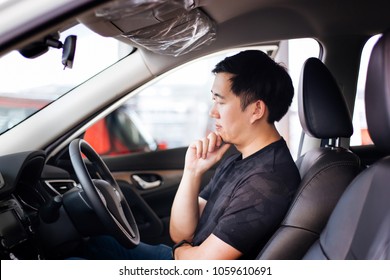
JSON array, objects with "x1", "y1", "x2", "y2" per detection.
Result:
[
  {"x1": 122, "y1": 8, "x2": 216, "y2": 56},
  {"x1": 90, "y1": 0, "x2": 216, "y2": 56},
  {"x1": 95, "y1": 0, "x2": 197, "y2": 20}
]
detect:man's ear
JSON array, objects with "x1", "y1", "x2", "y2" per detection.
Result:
[{"x1": 250, "y1": 100, "x2": 266, "y2": 123}]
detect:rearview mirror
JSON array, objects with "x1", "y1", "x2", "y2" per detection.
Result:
[
  {"x1": 62, "y1": 35, "x2": 77, "y2": 69},
  {"x1": 18, "y1": 33, "x2": 77, "y2": 69}
]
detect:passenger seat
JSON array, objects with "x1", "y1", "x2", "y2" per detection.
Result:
[
  {"x1": 256, "y1": 57, "x2": 361, "y2": 259},
  {"x1": 303, "y1": 31, "x2": 390, "y2": 259}
]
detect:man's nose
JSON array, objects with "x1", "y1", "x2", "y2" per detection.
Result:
[{"x1": 209, "y1": 104, "x2": 219, "y2": 118}]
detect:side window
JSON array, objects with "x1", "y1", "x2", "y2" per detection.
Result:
[
  {"x1": 350, "y1": 35, "x2": 381, "y2": 146},
  {"x1": 84, "y1": 108, "x2": 158, "y2": 156},
  {"x1": 87, "y1": 39, "x2": 320, "y2": 157}
]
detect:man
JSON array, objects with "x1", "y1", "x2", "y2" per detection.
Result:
[
  {"x1": 78, "y1": 50, "x2": 300, "y2": 260},
  {"x1": 169, "y1": 50, "x2": 300, "y2": 259}
]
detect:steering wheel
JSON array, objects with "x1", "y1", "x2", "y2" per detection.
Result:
[{"x1": 69, "y1": 138, "x2": 140, "y2": 248}]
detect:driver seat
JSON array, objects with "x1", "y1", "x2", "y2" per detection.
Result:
[
  {"x1": 256, "y1": 57, "x2": 361, "y2": 259},
  {"x1": 303, "y1": 31, "x2": 390, "y2": 259}
]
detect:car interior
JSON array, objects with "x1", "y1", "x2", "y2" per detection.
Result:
[{"x1": 0, "y1": 0, "x2": 389, "y2": 260}]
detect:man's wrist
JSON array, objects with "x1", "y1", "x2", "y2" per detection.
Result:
[
  {"x1": 183, "y1": 166, "x2": 204, "y2": 177},
  {"x1": 172, "y1": 240, "x2": 193, "y2": 259}
]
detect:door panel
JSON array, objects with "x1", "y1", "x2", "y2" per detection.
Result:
[{"x1": 113, "y1": 169, "x2": 182, "y2": 244}]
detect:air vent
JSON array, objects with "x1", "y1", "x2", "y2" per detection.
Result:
[
  {"x1": 44, "y1": 180, "x2": 77, "y2": 195},
  {"x1": 0, "y1": 172, "x2": 4, "y2": 189}
]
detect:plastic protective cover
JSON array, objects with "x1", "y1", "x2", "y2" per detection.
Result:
[
  {"x1": 95, "y1": 0, "x2": 216, "y2": 56},
  {"x1": 95, "y1": 0, "x2": 197, "y2": 20},
  {"x1": 124, "y1": 8, "x2": 216, "y2": 56}
]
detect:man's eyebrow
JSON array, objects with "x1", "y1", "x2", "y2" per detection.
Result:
[{"x1": 211, "y1": 91, "x2": 225, "y2": 99}]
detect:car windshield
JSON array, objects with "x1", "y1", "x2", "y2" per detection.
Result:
[{"x1": 0, "y1": 23, "x2": 132, "y2": 135}]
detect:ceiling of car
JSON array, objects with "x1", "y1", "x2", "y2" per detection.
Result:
[
  {"x1": 1, "y1": 0, "x2": 390, "y2": 59},
  {"x1": 78, "y1": 0, "x2": 390, "y2": 44}
]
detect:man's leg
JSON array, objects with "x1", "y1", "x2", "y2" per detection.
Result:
[{"x1": 82, "y1": 235, "x2": 172, "y2": 260}]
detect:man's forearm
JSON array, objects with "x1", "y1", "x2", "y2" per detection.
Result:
[{"x1": 169, "y1": 169, "x2": 202, "y2": 243}]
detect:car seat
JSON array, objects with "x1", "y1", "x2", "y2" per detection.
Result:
[
  {"x1": 256, "y1": 57, "x2": 361, "y2": 259},
  {"x1": 303, "y1": 31, "x2": 390, "y2": 259}
]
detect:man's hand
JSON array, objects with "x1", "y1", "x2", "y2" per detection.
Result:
[
  {"x1": 185, "y1": 132, "x2": 231, "y2": 175},
  {"x1": 174, "y1": 234, "x2": 242, "y2": 260}
]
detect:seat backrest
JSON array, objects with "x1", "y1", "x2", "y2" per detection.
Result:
[
  {"x1": 257, "y1": 57, "x2": 361, "y2": 259},
  {"x1": 303, "y1": 31, "x2": 390, "y2": 260}
]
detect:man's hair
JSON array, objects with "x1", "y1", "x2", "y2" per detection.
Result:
[{"x1": 212, "y1": 50, "x2": 294, "y2": 123}]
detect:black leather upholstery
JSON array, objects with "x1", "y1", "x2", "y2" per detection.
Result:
[
  {"x1": 365, "y1": 32, "x2": 390, "y2": 153},
  {"x1": 256, "y1": 58, "x2": 360, "y2": 260},
  {"x1": 299, "y1": 58, "x2": 354, "y2": 139},
  {"x1": 303, "y1": 31, "x2": 390, "y2": 260}
]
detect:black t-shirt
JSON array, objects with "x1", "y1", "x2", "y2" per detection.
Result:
[{"x1": 192, "y1": 138, "x2": 300, "y2": 259}]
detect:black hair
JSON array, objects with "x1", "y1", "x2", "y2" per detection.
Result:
[{"x1": 212, "y1": 50, "x2": 294, "y2": 123}]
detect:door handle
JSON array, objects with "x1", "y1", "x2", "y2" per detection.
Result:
[{"x1": 132, "y1": 174, "x2": 161, "y2": 189}]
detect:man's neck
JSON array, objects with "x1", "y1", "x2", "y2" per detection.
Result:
[{"x1": 237, "y1": 126, "x2": 281, "y2": 159}]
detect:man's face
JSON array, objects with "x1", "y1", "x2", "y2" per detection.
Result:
[{"x1": 210, "y1": 72, "x2": 253, "y2": 145}]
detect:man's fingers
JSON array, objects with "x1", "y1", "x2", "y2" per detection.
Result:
[
  {"x1": 202, "y1": 137, "x2": 209, "y2": 159},
  {"x1": 190, "y1": 132, "x2": 227, "y2": 160},
  {"x1": 194, "y1": 140, "x2": 203, "y2": 158},
  {"x1": 207, "y1": 132, "x2": 223, "y2": 152},
  {"x1": 207, "y1": 133, "x2": 216, "y2": 152}
]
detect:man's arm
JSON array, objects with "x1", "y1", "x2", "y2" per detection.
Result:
[
  {"x1": 173, "y1": 234, "x2": 242, "y2": 260},
  {"x1": 169, "y1": 132, "x2": 230, "y2": 243},
  {"x1": 169, "y1": 170, "x2": 206, "y2": 243}
]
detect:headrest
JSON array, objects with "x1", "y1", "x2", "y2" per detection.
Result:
[
  {"x1": 298, "y1": 57, "x2": 353, "y2": 139},
  {"x1": 365, "y1": 32, "x2": 390, "y2": 153}
]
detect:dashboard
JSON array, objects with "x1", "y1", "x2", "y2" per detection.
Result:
[{"x1": 0, "y1": 151, "x2": 80, "y2": 260}]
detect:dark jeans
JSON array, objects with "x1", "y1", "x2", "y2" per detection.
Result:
[{"x1": 77, "y1": 235, "x2": 173, "y2": 260}]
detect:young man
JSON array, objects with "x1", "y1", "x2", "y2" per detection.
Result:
[
  {"x1": 78, "y1": 50, "x2": 300, "y2": 260},
  {"x1": 169, "y1": 50, "x2": 300, "y2": 259}
]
